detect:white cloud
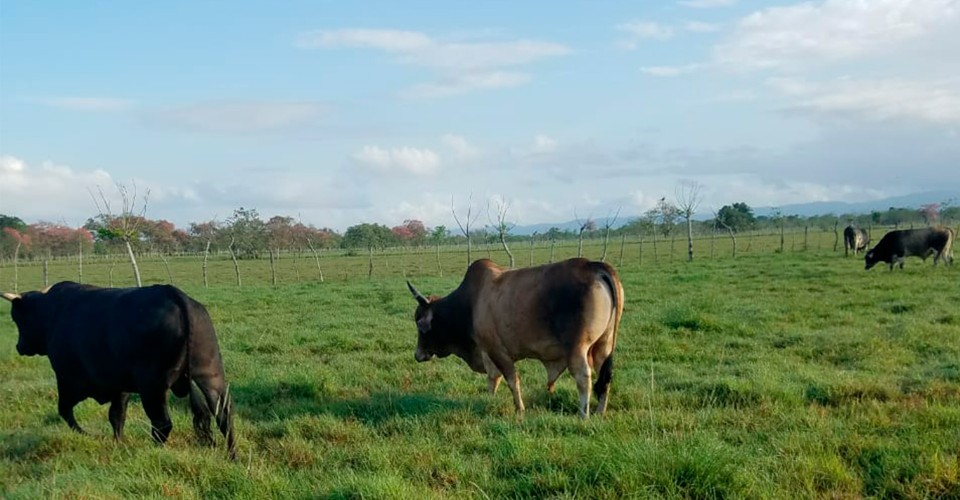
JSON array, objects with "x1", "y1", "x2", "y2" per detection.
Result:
[
  {"x1": 684, "y1": 21, "x2": 720, "y2": 33},
  {"x1": 153, "y1": 101, "x2": 326, "y2": 133},
  {"x1": 32, "y1": 96, "x2": 135, "y2": 112},
  {"x1": 618, "y1": 21, "x2": 675, "y2": 40},
  {"x1": 715, "y1": 0, "x2": 959, "y2": 69},
  {"x1": 353, "y1": 145, "x2": 441, "y2": 176},
  {"x1": 442, "y1": 134, "x2": 478, "y2": 160},
  {"x1": 298, "y1": 28, "x2": 570, "y2": 97},
  {"x1": 403, "y1": 71, "x2": 530, "y2": 98},
  {"x1": 679, "y1": 0, "x2": 737, "y2": 8},
  {"x1": 677, "y1": 0, "x2": 737, "y2": 9},
  {"x1": 296, "y1": 29, "x2": 431, "y2": 52},
  {"x1": 0, "y1": 156, "x2": 202, "y2": 225},
  {"x1": 1, "y1": 156, "x2": 112, "y2": 211},
  {"x1": 616, "y1": 21, "x2": 674, "y2": 50},
  {"x1": 301, "y1": 29, "x2": 569, "y2": 71},
  {"x1": 532, "y1": 134, "x2": 558, "y2": 154},
  {"x1": 770, "y1": 77, "x2": 960, "y2": 124},
  {"x1": 0, "y1": 155, "x2": 26, "y2": 173},
  {"x1": 640, "y1": 64, "x2": 702, "y2": 77}
]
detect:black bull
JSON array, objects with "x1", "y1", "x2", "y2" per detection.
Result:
[
  {"x1": 2, "y1": 282, "x2": 235, "y2": 458},
  {"x1": 865, "y1": 227, "x2": 955, "y2": 270}
]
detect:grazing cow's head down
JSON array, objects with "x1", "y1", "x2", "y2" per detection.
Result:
[
  {"x1": 3, "y1": 290, "x2": 49, "y2": 356},
  {"x1": 407, "y1": 281, "x2": 447, "y2": 362},
  {"x1": 406, "y1": 280, "x2": 481, "y2": 367},
  {"x1": 864, "y1": 250, "x2": 880, "y2": 270}
]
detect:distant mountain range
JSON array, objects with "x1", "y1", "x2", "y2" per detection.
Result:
[
  {"x1": 751, "y1": 190, "x2": 959, "y2": 218},
  {"x1": 510, "y1": 190, "x2": 959, "y2": 236}
]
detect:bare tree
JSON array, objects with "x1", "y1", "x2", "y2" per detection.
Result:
[
  {"x1": 600, "y1": 207, "x2": 621, "y2": 262},
  {"x1": 188, "y1": 218, "x2": 219, "y2": 288},
  {"x1": 90, "y1": 182, "x2": 150, "y2": 287},
  {"x1": 771, "y1": 208, "x2": 785, "y2": 253},
  {"x1": 452, "y1": 194, "x2": 481, "y2": 268},
  {"x1": 713, "y1": 209, "x2": 737, "y2": 258},
  {"x1": 833, "y1": 218, "x2": 840, "y2": 253},
  {"x1": 575, "y1": 211, "x2": 595, "y2": 258},
  {"x1": 228, "y1": 237, "x2": 242, "y2": 287},
  {"x1": 675, "y1": 181, "x2": 703, "y2": 262},
  {"x1": 2, "y1": 228, "x2": 25, "y2": 293},
  {"x1": 202, "y1": 240, "x2": 212, "y2": 287},
  {"x1": 618, "y1": 233, "x2": 626, "y2": 267},
  {"x1": 305, "y1": 238, "x2": 324, "y2": 282},
  {"x1": 269, "y1": 248, "x2": 277, "y2": 286},
  {"x1": 488, "y1": 197, "x2": 516, "y2": 268},
  {"x1": 431, "y1": 225, "x2": 446, "y2": 277}
]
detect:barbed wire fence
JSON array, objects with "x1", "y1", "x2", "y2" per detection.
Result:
[{"x1": 4, "y1": 224, "x2": 954, "y2": 292}]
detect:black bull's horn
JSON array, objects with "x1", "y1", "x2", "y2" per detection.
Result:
[
  {"x1": 3, "y1": 286, "x2": 51, "y2": 301},
  {"x1": 406, "y1": 281, "x2": 429, "y2": 306}
]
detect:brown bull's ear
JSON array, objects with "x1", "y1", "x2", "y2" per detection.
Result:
[
  {"x1": 407, "y1": 281, "x2": 429, "y2": 307},
  {"x1": 2, "y1": 292, "x2": 21, "y2": 302}
]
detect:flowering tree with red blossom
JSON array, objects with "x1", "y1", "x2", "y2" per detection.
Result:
[{"x1": 391, "y1": 219, "x2": 427, "y2": 246}]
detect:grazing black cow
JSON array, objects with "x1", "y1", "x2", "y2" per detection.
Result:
[
  {"x1": 864, "y1": 227, "x2": 955, "y2": 270},
  {"x1": 407, "y1": 258, "x2": 624, "y2": 419},
  {"x1": 2, "y1": 282, "x2": 236, "y2": 458},
  {"x1": 843, "y1": 225, "x2": 869, "y2": 257}
]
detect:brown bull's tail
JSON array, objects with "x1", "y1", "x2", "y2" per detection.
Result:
[
  {"x1": 592, "y1": 263, "x2": 623, "y2": 401},
  {"x1": 944, "y1": 227, "x2": 955, "y2": 266}
]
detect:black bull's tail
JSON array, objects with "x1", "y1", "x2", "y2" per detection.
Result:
[
  {"x1": 592, "y1": 264, "x2": 621, "y2": 401},
  {"x1": 171, "y1": 288, "x2": 237, "y2": 460}
]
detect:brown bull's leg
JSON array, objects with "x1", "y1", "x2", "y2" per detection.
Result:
[
  {"x1": 487, "y1": 374, "x2": 503, "y2": 395},
  {"x1": 569, "y1": 350, "x2": 593, "y2": 419},
  {"x1": 108, "y1": 393, "x2": 131, "y2": 440},
  {"x1": 543, "y1": 360, "x2": 567, "y2": 395},
  {"x1": 482, "y1": 353, "x2": 503, "y2": 395},
  {"x1": 487, "y1": 351, "x2": 524, "y2": 415}
]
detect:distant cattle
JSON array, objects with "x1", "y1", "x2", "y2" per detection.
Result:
[
  {"x1": 843, "y1": 225, "x2": 869, "y2": 257},
  {"x1": 407, "y1": 258, "x2": 624, "y2": 419},
  {"x1": 864, "y1": 227, "x2": 955, "y2": 270},
  {"x1": 2, "y1": 282, "x2": 236, "y2": 458}
]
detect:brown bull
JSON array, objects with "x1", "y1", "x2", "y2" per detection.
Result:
[{"x1": 407, "y1": 258, "x2": 624, "y2": 418}]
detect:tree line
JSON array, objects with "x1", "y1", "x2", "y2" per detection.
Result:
[{"x1": 2, "y1": 199, "x2": 957, "y2": 261}]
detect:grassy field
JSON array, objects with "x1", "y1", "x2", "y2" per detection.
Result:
[{"x1": 1, "y1": 237, "x2": 958, "y2": 498}]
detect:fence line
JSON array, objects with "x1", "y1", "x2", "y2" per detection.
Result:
[{"x1": 1, "y1": 225, "x2": 951, "y2": 291}]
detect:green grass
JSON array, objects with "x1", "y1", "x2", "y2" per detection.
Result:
[{"x1": 1, "y1": 239, "x2": 959, "y2": 498}]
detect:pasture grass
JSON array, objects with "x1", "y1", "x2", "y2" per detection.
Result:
[{"x1": 1, "y1": 241, "x2": 959, "y2": 498}]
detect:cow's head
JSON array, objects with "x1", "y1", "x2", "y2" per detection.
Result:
[
  {"x1": 864, "y1": 249, "x2": 879, "y2": 270},
  {"x1": 2, "y1": 289, "x2": 49, "y2": 356},
  {"x1": 406, "y1": 281, "x2": 454, "y2": 362}
]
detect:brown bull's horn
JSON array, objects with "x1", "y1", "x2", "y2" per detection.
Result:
[
  {"x1": 40, "y1": 285, "x2": 52, "y2": 294},
  {"x1": 406, "y1": 281, "x2": 429, "y2": 306},
  {"x1": 2, "y1": 292, "x2": 21, "y2": 302}
]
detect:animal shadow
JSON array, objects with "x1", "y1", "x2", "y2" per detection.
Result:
[{"x1": 232, "y1": 380, "x2": 489, "y2": 425}]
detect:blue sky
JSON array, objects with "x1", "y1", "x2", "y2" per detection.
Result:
[{"x1": 2, "y1": 0, "x2": 958, "y2": 230}]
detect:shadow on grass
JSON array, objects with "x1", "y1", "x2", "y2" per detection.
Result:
[
  {"x1": 232, "y1": 380, "x2": 489, "y2": 425},
  {"x1": 0, "y1": 432, "x2": 59, "y2": 461}
]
